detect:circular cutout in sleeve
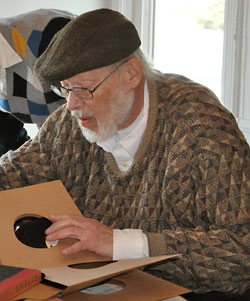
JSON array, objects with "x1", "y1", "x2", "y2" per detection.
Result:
[{"x1": 14, "y1": 216, "x2": 58, "y2": 248}]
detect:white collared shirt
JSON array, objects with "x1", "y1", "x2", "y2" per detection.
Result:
[{"x1": 97, "y1": 82, "x2": 150, "y2": 260}]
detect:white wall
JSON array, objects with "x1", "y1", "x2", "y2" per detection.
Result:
[{"x1": 0, "y1": 0, "x2": 113, "y2": 17}]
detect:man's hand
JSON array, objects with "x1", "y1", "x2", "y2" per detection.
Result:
[{"x1": 45, "y1": 214, "x2": 113, "y2": 258}]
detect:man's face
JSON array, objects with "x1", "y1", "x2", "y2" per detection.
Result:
[{"x1": 63, "y1": 64, "x2": 135, "y2": 143}]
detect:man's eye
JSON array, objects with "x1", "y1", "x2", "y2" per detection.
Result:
[{"x1": 60, "y1": 87, "x2": 69, "y2": 95}]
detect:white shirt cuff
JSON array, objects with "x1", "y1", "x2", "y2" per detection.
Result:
[{"x1": 113, "y1": 229, "x2": 149, "y2": 260}]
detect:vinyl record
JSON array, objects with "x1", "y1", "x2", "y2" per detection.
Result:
[{"x1": 14, "y1": 216, "x2": 57, "y2": 248}]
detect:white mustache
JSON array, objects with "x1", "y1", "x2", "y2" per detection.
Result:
[{"x1": 72, "y1": 110, "x2": 95, "y2": 119}]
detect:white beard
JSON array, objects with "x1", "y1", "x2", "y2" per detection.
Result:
[{"x1": 71, "y1": 85, "x2": 135, "y2": 143}]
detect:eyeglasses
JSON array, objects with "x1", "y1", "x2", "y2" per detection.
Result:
[{"x1": 50, "y1": 59, "x2": 127, "y2": 102}]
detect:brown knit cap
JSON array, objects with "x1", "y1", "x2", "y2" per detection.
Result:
[{"x1": 34, "y1": 8, "x2": 141, "y2": 84}]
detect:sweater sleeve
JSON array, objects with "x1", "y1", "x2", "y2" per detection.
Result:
[
  {"x1": 146, "y1": 96, "x2": 250, "y2": 295},
  {"x1": 0, "y1": 106, "x2": 68, "y2": 190}
]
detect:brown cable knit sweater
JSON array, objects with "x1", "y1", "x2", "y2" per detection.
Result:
[{"x1": 0, "y1": 73, "x2": 249, "y2": 295}]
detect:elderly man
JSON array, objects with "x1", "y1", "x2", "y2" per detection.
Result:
[{"x1": 0, "y1": 8, "x2": 249, "y2": 299}]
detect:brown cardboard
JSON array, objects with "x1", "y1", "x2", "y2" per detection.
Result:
[
  {"x1": 12, "y1": 255, "x2": 183, "y2": 300},
  {"x1": 0, "y1": 181, "x2": 189, "y2": 300},
  {"x1": 14, "y1": 269, "x2": 191, "y2": 301},
  {"x1": 41, "y1": 255, "x2": 181, "y2": 296},
  {"x1": 0, "y1": 181, "x2": 107, "y2": 269},
  {"x1": 14, "y1": 270, "x2": 191, "y2": 301},
  {"x1": 61, "y1": 269, "x2": 191, "y2": 301},
  {"x1": 19, "y1": 298, "x2": 62, "y2": 301},
  {"x1": 19, "y1": 297, "x2": 62, "y2": 301}
]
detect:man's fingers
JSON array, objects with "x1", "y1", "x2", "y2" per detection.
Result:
[
  {"x1": 46, "y1": 226, "x2": 82, "y2": 241},
  {"x1": 49, "y1": 214, "x2": 82, "y2": 222},
  {"x1": 62, "y1": 241, "x2": 85, "y2": 256},
  {"x1": 44, "y1": 214, "x2": 113, "y2": 258},
  {"x1": 46, "y1": 215, "x2": 85, "y2": 235}
]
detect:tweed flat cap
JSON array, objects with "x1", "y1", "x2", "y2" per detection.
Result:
[{"x1": 34, "y1": 8, "x2": 141, "y2": 83}]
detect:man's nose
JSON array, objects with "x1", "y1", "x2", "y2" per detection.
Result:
[{"x1": 66, "y1": 92, "x2": 85, "y2": 111}]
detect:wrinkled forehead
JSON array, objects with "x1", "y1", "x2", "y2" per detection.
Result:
[{"x1": 62, "y1": 62, "x2": 119, "y2": 85}]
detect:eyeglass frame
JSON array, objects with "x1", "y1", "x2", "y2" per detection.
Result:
[{"x1": 50, "y1": 59, "x2": 128, "y2": 101}]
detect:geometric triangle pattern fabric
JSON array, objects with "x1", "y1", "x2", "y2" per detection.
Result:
[
  {"x1": 13, "y1": 73, "x2": 27, "y2": 98},
  {"x1": 0, "y1": 9, "x2": 76, "y2": 125},
  {"x1": 27, "y1": 100, "x2": 50, "y2": 116},
  {"x1": 27, "y1": 30, "x2": 43, "y2": 58},
  {"x1": 11, "y1": 26, "x2": 27, "y2": 58},
  {"x1": 11, "y1": 112, "x2": 33, "y2": 124},
  {"x1": 38, "y1": 17, "x2": 72, "y2": 57},
  {"x1": 0, "y1": 98, "x2": 10, "y2": 112}
]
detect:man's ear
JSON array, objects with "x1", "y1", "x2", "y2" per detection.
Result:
[{"x1": 124, "y1": 57, "x2": 143, "y2": 88}]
